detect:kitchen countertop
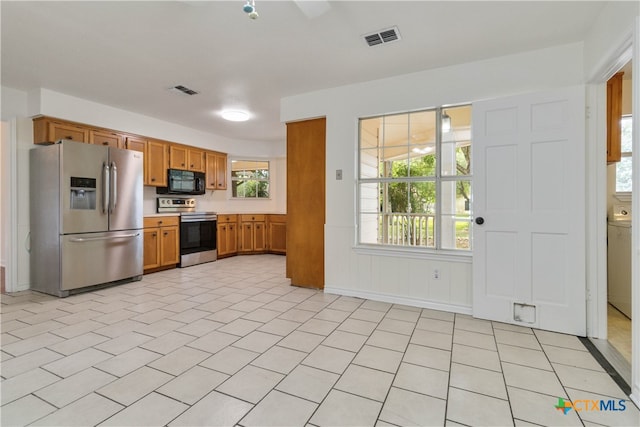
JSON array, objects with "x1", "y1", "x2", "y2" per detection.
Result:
[{"x1": 144, "y1": 213, "x2": 181, "y2": 217}]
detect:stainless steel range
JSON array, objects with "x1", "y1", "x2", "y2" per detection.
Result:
[{"x1": 157, "y1": 197, "x2": 217, "y2": 267}]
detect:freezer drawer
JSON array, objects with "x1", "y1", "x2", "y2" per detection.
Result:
[{"x1": 61, "y1": 230, "x2": 143, "y2": 291}]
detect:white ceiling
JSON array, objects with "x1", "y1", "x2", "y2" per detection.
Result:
[{"x1": 1, "y1": 1, "x2": 607, "y2": 143}]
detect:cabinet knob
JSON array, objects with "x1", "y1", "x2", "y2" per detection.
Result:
[
  {"x1": 151, "y1": 177, "x2": 156, "y2": 182},
  {"x1": 102, "y1": 141, "x2": 109, "y2": 145},
  {"x1": 152, "y1": 233, "x2": 157, "y2": 237},
  {"x1": 158, "y1": 220, "x2": 163, "y2": 224},
  {"x1": 164, "y1": 232, "x2": 168, "y2": 236},
  {"x1": 66, "y1": 136, "x2": 73, "y2": 139},
  {"x1": 181, "y1": 163, "x2": 185, "y2": 166},
  {"x1": 190, "y1": 164, "x2": 194, "y2": 167}
]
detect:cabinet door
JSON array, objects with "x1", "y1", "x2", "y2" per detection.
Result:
[
  {"x1": 215, "y1": 153, "x2": 227, "y2": 190},
  {"x1": 228, "y1": 223, "x2": 238, "y2": 253},
  {"x1": 607, "y1": 72, "x2": 623, "y2": 163},
  {"x1": 239, "y1": 223, "x2": 254, "y2": 253},
  {"x1": 254, "y1": 222, "x2": 266, "y2": 251},
  {"x1": 126, "y1": 136, "x2": 146, "y2": 153},
  {"x1": 217, "y1": 224, "x2": 228, "y2": 256},
  {"x1": 160, "y1": 226, "x2": 180, "y2": 266},
  {"x1": 205, "y1": 152, "x2": 217, "y2": 190},
  {"x1": 188, "y1": 149, "x2": 205, "y2": 172},
  {"x1": 147, "y1": 140, "x2": 168, "y2": 186},
  {"x1": 89, "y1": 130, "x2": 123, "y2": 148},
  {"x1": 269, "y1": 222, "x2": 287, "y2": 254},
  {"x1": 170, "y1": 145, "x2": 188, "y2": 170},
  {"x1": 143, "y1": 228, "x2": 160, "y2": 270},
  {"x1": 50, "y1": 122, "x2": 89, "y2": 143}
]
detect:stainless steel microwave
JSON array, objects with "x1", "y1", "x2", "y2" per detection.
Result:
[{"x1": 156, "y1": 169, "x2": 206, "y2": 195}]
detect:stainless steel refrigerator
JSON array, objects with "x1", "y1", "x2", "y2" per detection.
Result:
[{"x1": 30, "y1": 140, "x2": 143, "y2": 297}]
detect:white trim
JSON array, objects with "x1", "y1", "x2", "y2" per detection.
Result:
[
  {"x1": 353, "y1": 245, "x2": 472, "y2": 263},
  {"x1": 629, "y1": 14, "x2": 640, "y2": 410},
  {"x1": 614, "y1": 192, "x2": 632, "y2": 202},
  {"x1": 324, "y1": 286, "x2": 473, "y2": 315},
  {"x1": 585, "y1": 84, "x2": 609, "y2": 340},
  {"x1": 7, "y1": 119, "x2": 18, "y2": 292}
]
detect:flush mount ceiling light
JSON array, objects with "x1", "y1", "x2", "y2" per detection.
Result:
[
  {"x1": 221, "y1": 110, "x2": 250, "y2": 122},
  {"x1": 243, "y1": 0, "x2": 259, "y2": 19}
]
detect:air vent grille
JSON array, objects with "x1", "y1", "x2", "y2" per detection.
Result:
[
  {"x1": 171, "y1": 85, "x2": 199, "y2": 96},
  {"x1": 363, "y1": 26, "x2": 400, "y2": 47}
]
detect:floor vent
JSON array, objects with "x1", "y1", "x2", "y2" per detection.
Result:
[
  {"x1": 363, "y1": 26, "x2": 400, "y2": 47},
  {"x1": 170, "y1": 85, "x2": 199, "y2": 95}
]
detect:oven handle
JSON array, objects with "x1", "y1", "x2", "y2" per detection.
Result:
[{"x1": 180, "y1": 217, "x2": 217, "y2": 223}]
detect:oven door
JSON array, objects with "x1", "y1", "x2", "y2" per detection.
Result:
[{"x1": 180, "y1": 214, "x2": 217, "y2": 267}]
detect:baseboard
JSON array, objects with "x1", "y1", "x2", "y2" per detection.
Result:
[
  {"x1": 1, "y1": 266, "x2": 5, "y2": 294},
  {"x1": 324, "y1": 286, "x2": 472, "y2": 315}
]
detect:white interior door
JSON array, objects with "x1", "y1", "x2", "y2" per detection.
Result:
[{"x1": 472, "y1": 86, "x2": 586, "y2": 336}]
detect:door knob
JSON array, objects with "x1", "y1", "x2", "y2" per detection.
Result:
[{"x1": 475, "y1": 217, "x2": 485, "y2": 225}]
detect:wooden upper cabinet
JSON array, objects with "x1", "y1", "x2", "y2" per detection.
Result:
[
  {"x1": 205, "y1": 151, "x2": 228, "y2": 190},
  {"x1": 170, "y1": 145, "x2": 205, "y2": 172},
  {"x1": 125, "y1": 136, "x2": 147, "y2": 153},
  {"x1": 607, "y1": 72, "x2": 624, "y2": 164},
  {"x1": 147, "y1": 140, "x2": 169, "y2": 187},
  {"x1": 89, "y1": 130, "x2": 123, "y2": 148},
  {"x1": 33, "y1": 117, "x2": 89, "y2": 144},
  {"x1": 170, "y1": 145, "x2": 188, "y2": 170},
  {"x1": 215, "y1": 153, "x2": 227, "y2": 190}
]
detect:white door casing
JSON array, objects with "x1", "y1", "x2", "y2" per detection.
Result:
[{"x1": 472, "y1": 86, "x2": 586, "y2": 336}]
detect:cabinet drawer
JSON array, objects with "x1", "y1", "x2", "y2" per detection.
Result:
[
  {"x1": 218, "y1": 214, "x2": 237, "y2": 224},
  {"x1": 240, "y1": 214, "x2": 265, "y2": 222},
  {"x1": 50, "y1": 122, "x2": 89, "y2": 143},
  {"x1": 90, "y1": 130, "x2": 123, "y2": 148},
  {"x1": 144, "y1": 216, "x2": 179, "y2": 228}
]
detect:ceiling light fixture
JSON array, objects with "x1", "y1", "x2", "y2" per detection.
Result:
[
  {"x1": 243, "y1": 0, "x2": 259, "y2": 20},
  {"x1": 442, "y1": 110, "x2": 452, "y2": 133},
  {"x1": 221, "y1": 110, "x2": 250, "y2": 122}
]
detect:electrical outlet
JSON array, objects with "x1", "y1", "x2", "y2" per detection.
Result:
[{"x1": 433, "y1": 269, "x2": 440, "y2": 279}]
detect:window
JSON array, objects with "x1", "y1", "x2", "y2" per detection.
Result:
[
  {"x1": 231, "y1": 160, "x2": 270, "y2": 198},
  {"x1": 616, "y1": 115, "x2": 633, "y2": 192},
  {"x1": 358, "y1": 105, "x2": 472, "y2": 251}
]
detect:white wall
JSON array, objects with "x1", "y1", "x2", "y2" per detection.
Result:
[{"x1": 282, "y1": 42, "x2": 585, "y2": 312}]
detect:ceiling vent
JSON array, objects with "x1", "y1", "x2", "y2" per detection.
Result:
[
  {"x1": 363, "y1": 26, "x2": 400, "y2": 47},
  {"x1": 170, "y1": 85, "x2": 199, "y2": 96}
]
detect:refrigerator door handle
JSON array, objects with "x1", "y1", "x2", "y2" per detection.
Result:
[
  {"x1": 102, "y1": 162, "x2": 110, "y2": 214},
  {"x1": 110, "y1": 161, "x2": 117, "y2": 213},
  {"x1": 68, "y1": 232, "x2": 140, "y2": 243}
]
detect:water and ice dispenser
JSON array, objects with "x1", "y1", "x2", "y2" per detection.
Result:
[{"x1": 69, "y1": 177, "x2": 97, "y2": 210}]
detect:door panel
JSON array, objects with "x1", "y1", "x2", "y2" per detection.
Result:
[
  {"x1": 473, "y1": 86, "x2": 586, "y2": 336},
  {"x1": 61, "y1": 141, "x2": 109, "y2": 234},
  {"x1": 286, "y1": 118, "x2": 326, "y2": 288},
  {"x1": 61, "y1": 231, "x2": 142, "y2": 290},
  {"x1": 109, "y1": 147, "x2": 143, "y2": 231}
]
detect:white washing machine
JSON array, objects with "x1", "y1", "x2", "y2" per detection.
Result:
[{"x1": 608, "y1": 219, "x2": 632, "y2": 319}]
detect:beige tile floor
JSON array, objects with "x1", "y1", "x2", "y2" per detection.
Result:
[
  {"x1": 1, "y1": 254, "x2": 639, "y2": 426},
  {"x1": 607, "y1": 304, "x2": 632, "y2": 363}
]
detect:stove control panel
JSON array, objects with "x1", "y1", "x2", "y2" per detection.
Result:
[{"x1": 157, "y1": 197, "x2": 196, "y2": 213}]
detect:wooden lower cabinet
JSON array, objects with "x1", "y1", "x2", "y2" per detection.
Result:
[
  {"x1": 268, "y1": 215, "x2": 287, "y2": 254},
  {"x1": 239, "y1": 215, "x2": 266, "y2": 253},
  {"x1": 217, "y1": 214, "x2": 238, "y2": 258},
  {"x1": 143, "y1": 216, "x2": 179, "y2": 272}
]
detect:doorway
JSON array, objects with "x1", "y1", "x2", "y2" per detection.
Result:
[{"x1": 605, "y1": 61, "x2": 633, "y2": 372}]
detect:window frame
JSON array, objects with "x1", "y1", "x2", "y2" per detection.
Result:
[
  {"x1": 230, "y1": 159, "x2": 271, "y2": 199},
  {"x1": 356, "y1": 105, "x2": 473, "y2": 256}
]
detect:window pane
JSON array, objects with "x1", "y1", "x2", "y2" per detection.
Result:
[
  {"x1": 442, "y1": 105, "x2": 472, "y2": 176},
  {"x1": 360, "y1": 117, "x2": 381, "y2": 149},
  {"x1": 359, "y1": 213, "x2": 381, "y2": 245},
  {"x1": 231, "y1": 159, "x2": 270, "y2": 198},
  {"x1": 621, "y1": 116, "x2": 632, "y2": 153},
  {"x1": 408, "y1": 181, "x2": 436, "y2": 214},
  {"x1": 359, "y1": 183, "x2": 380, "y2": 214},
  {"x1": 360, "y1": 148, "x2": 382, "y2": 178},
  {"x1": 441, "y1": 180, "x2": 472, "y2": 215},
  {"x1": 616, "y1": 156, "x2": 632, "y2": 192},
  {"x1": 441, "y1": 215, "x2": 472, "y2": 250},
  {"x1": 383, "y1": 113, "x2": 409, "y2": 147}
]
